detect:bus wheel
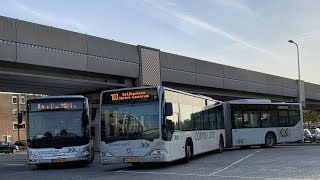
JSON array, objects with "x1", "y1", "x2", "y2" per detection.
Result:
[
  {"x1": 264, "y1": 133, "x2": 276, "y2": 148},
  {"x1": 218, "y1": 136, "x2": 224, "y2": 153},
  {"x1": 184, "y1": 141, "x2": 192, "y2": 163}
]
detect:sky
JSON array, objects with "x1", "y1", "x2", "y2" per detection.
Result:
[{"x1": 1, "y1": 0, "x2": 320, "y2": 84}]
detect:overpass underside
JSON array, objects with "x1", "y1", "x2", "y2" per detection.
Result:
[{"x1": 0, "y1": 61, "x2": 133, "y2": 95}]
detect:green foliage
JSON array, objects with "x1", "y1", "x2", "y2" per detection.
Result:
[{"x1": 303, "y1": 110, "x2": 320, "y2": 123}]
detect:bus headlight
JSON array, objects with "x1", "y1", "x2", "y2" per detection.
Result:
[
  {"x1": 80, "y1": 150, "x2": 90, "y2": 157},
  {"x1": 101, "y1": 152, "x2": 112, "y2": 157},
  {"x1": 28, "y1": 154, "x2": 36, "y2": 159},
  {"x1": 150, "y1": 149, "x2": 167, "y2": 155}
]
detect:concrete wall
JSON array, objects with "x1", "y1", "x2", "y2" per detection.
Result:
[
  {"x1": 305, "y1": 82, "x2": 320, "y2": 100},
  {"x1": 0, "y1": 42, "x2": 16, "y2": 62},
  {"x1": 0, "y1": 16, "x2": 16, "y2": 42},
  {"x1": 0, "y1": 16, "x2": 140, "y2": 78},
  {"x1": 160, "y1": 51, "x2": 300, "y2": 98},
  {"x1": 87, "y1": 35, "x2": 139, "y2": 64}
]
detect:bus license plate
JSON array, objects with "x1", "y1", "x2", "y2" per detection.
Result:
[
  {"x1": 52, "y1": 158, "x2": 66, "y2": 163},
  {"x1": 124, "y1": 158, "x2": 138, "y2": 163}
]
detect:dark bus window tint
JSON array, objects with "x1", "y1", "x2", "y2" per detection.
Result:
[
  {"x1": 203, "y1": 109, "x2": 210, "y2": 130},
  {"x1": 261, "y1": 112, "x2": 271, "y2": 128},
  {"x1": 278, "y1": 111, "x2": 289, "y2": 127},
  {"x1": 209, "y1": 109, "x2": 217, "y2": 129},
  {"x1": 269, "y1": 111, "x2": 278, "y2": 127},
  {"x1": 233, "y1": 111, "x2": 243, "y2": 129},
  {"x1": 216, "y1": 110, "x2": 224, "y2": 129},
  {"x1": 193, "y1": 113, "x2": 203, "y2": 130},
  {"x1": 243, "y1": 111, "x2": 260, "y2": 128},
  {"x1": 289, "y1": 111, "x2": 300, "y2": 126},
  {"x1": 180, "y1": 104, "x2": 193, "y2": 131},
  {"x1": 261, "y1": 111, "x2": 278, "y2": 127}
]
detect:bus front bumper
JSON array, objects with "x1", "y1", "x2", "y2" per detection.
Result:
[
  {"x1": 28, "y1": 155, "x2": 92, "y2": 165},
  {"x1": 101, "y1": 154, "x2": 171, "y2": 165}
]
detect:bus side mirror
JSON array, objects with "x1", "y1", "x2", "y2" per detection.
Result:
[
  {"x1": 90, "y1": 126, "x2": 96, "y2": 137},
  {"x1": 165, "y1": 102, "x2": 173, "y2": 116},
  {"x1": 18, "y1": 113, "x2": 23, "y2": 124}
]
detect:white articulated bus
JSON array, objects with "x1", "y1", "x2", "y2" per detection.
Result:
[
  {"x1": 26, "y1": 96, "x2": 95, "y2": 168},
  {"x1": 223, "y1": 99, "x2": 303, "y2": 148},
  {"x1": 100, "y1": 86, "x2": 225, "y2": 165}
]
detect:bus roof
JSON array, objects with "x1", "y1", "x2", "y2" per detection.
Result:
[
  {"x1": 226, "y1": 99, "x2": 300, "y2": 105},
  {"x1": 27, "y1": 95, "x2": 85, "y2": 102},
  {"x1": 227, "y1": 99, "x2": 272, "y2": 104}
]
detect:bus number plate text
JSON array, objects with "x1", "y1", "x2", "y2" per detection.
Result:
[
  {"x1": 52, "y1": 158, "x2": 66, "y2": 163},
  {"x1": 124, "y1": 158, "x2": 139, "y2": 163}
]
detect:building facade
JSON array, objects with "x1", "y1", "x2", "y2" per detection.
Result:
[{"x1": 0, "y1": 93, "x2": 40, "y2": 143}]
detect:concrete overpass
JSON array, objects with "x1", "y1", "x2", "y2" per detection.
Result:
[{"x1": 1, "y1": 15, "x2": 320, "y2": 109}]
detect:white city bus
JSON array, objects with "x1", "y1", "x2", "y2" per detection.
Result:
[
  {"x1": 100, "y1": 86, "x2": 225, "y2": 165},
  {"x1": 26, "y1": 96, "x2": 95, "y2": 168},
  {"x1": 223, "y1": 99, "x2": 303, "y2": 148}
]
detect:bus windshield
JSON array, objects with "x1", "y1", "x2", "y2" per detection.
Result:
[
  {"x1": 101, "y1": 101, "x2": 159, "y2": 143},
  {"x1": 28, "y1": 109, "x2": 89, "y2": 148}
]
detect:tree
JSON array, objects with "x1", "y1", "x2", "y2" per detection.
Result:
[{"x1": 304, "y1": 110, "x2": 320, "y2": 128}]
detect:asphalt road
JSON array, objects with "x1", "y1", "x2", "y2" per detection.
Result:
[{"x1": 1, "y1": 145, "x2": 320, "y2": 180}]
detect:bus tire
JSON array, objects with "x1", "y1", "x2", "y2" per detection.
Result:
[
  {"x1": 263, "y1": 132, "x2": 276, "y2": 148},
  {"x1": 218, "y1": 136, "x2": 224, "y2": 153},
  {"x1": 184, "y1": 141, "x2": 192, "y2": 163}
]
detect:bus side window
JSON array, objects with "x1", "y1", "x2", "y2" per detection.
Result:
[
  {"x1": 233, "y1": 111, "x2": 243, "y2": 129},
  {"x1": 209, "y1": 109, "x2": 215, "y2": 129},
  {"x1": 180, "y1": 104, "x2": 193, "y2": 131},
  {"x1": 166, "y1": 103, "x2": 179, "y2": 131},
  {"x1": 261, "y1": 112, "x2": 271, "y2": 128},
  {"x1": 278, "y1": 111, "x2": 289, "y2": 127},
  {"x1": 288, "y1": 110, "x2": 300, "y2": 126},
  {"x1": 217, "y1": 110, "x2": 224, "y2": 129}
]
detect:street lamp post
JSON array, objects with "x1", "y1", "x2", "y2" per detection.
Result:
[{"x1": 288, "y1": 40, "x2": 304, "y2": 143}]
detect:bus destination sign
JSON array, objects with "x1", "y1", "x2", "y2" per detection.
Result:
[
  {"x1": 29, "y1": 100, "x2": 83, "y2": 112},
  {"x1": 103, "y1": 89, "x2": 158, "y2": 104}
]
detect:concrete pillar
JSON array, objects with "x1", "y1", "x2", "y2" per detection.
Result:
[
  {"x1": 298, "y1": 80, "x2": 306, "y2": 108},
  {"x1": 137, "y1": 45, "x2": 161, "y2": 86},
  {"x1": 85, "y1": 93, "x2": 101, "y2": 151}
]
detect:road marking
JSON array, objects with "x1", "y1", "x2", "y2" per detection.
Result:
[
  {"x1": 3, "y1": 163, "x2": 26, "y2": 166},
  {"x1": 117, "y1": 169, "x2": 310, "y2": 180},
  {"x1": 208, "y1": 149, "x2": 263, "y2": 176},
  {"x1": 116, "y1": 170, "x2": 207, "y2": 177},
  {"x1": 211, "y1": 174, "x2": 313, "y2": 180}
]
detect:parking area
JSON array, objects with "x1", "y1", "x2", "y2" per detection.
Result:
[{"x1": 1, "y1": 145, "x2": 320, "y2": 180}]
